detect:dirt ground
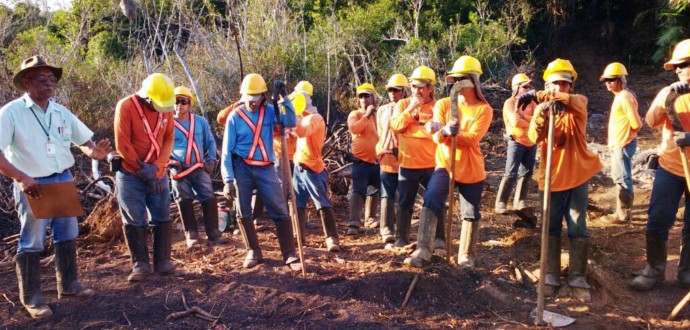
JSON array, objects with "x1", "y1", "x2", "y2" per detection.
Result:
[{"x1": 3, "y1": 65, "x2": 690, "y2": 329}]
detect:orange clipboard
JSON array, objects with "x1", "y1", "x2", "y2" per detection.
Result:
[{"x1": 26, "y1": 181, "x2": 85, "y2": 219}]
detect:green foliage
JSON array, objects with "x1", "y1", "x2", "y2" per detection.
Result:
[{"x1": 652, "y1": 1, "x2": 689, "y2": 63}]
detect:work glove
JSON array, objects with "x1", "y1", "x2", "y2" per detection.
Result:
[
  {"x1": 516, "y1": 90, "x2": 537, "y2": 111},
  {"x1": 273, "y1": 80, "x2": 288, "y2": 99},
  {"x1": 550, "y1": 101, "x2": 566, "y2": 116},
  {"x1": 441, "y1": 119, "x2": 459, "y2": 137},
  {"x1": 223, "y1": 182, "x2": 236, "y2": 199},
  {"x1": 204, "y1": 159, "x2": 217, "y2": 174},
  {"x1": 670, "y1": 82, "x2": 690, "y2": 95},
  {"x1": 149, "y1": 178, "x2": 167, "y2": 194},
  {"x1": 136, "y1": 160, "x2": 158, "y2": 181},
  {"x1": 673, "y1": 131, "x2": 690, "y2": 148},
  {"x1": 424, "y1": 121, "x2": 442, "y2": 134}
]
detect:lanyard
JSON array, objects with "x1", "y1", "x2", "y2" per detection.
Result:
[{"x1": 30, "y1": 107, "x2": 52, "y2": 141}]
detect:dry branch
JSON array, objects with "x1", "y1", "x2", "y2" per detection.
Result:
[{"x1": 401, "y1": 274, "x2": 420, "y2": 309}]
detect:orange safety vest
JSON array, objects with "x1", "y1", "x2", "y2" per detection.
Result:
[
  {"x1": 172, "y1": 115, "x2": 205, "y2": 179},
  {"x1": 131, "y1": 95, "x2": 163, "y2": 163},
  {"x1": 236, "y1": 105, "x2": 272, "y2": 166}
]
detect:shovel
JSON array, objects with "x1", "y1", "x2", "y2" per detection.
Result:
[{"x1": 533, "y1": 103, "x2": 575, "y2": 327}]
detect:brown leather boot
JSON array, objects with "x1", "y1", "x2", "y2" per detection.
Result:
[
  {"x1": 15, "y1": 252, "x2": 52, "y2": 318},
  {"x1": 55, "y1": 240, "x2": 95, "y2": 299},
  {"x1": 123, "y1": 225, "x2": 150, "y2": 282}
]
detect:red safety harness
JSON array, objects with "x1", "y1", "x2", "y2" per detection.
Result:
[
  {"x1": 131, "y1": 96, "x2": 163, "y2": 163},
  {"x1": 172, "y1": 114, "x2": 205, "y2": 179},
  {"x1": 236, "y1": 105, "x2": 272, "y2": 166}
]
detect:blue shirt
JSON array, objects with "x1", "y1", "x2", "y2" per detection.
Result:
[
  {"x1": 0, "y1": 94, "x2": 93, "y2": 178},
  {"x1": 171, "y1": 113, "x2": 217, "y2": 165},
  {"x1": 221, "y1": 100, "x2": 295, "y2": 182}
]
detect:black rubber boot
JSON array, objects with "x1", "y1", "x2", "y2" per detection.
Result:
[
  {"x1": 319, "y1": 207, "x2": 340, "y2": 252},
  {"x1": 379, "y1": 197, "x2": 395, "y2": 243},
  {"x1": 395, "y1": 207, "x2": 412, "y2": 247},
  {"x1": 404, "y1": 208, "x2": 438, "y2": 268},
  {"x1": 123, "y1": 225, "x2": 150, "y2": 282},
  {"x1": 631, "y1": 231, "x2": 667, "y2": 291},
  {"x1": 348, "y1": 194, "x2": 364, "y2": 235},
  {"x1": 55, "y1": 240, "x2": 95, "y2": 299},
  {"x1": 276, "y1": 218, "x2": 302, "y2": 271},
  {"x1": 364, "y1": 192, "x2": 380, "y2": 228},
  {"x1": 237, "y1": 217, "x2": 263, "y2": 268},
  {"x1": 15, "y1": 252, "x2": 52, "y2": 318},
  {"x1": 177, "y1": 199, "x2": 198, "y2": 248},
  {"x1": 457, "y1": 220, "x2": 479, "y2": 269},
  {"x1": 153, "y1": 222, "x2": 176, "y2": 274},
  {"x1": 680, "y1": 232, "x2": 690, "y2": 286},
  {"x1": 202, "y1": 198, "x2": 229, "y2": 244},
  {"x1": 568, "y1": 237, "x2": 592, "y2": 301},
  {"x1": 544, "y1": 234, "x2": 561, "y2": 296},
  {"x1": 434, "y1": 208, "x2": 446, "y2": 252},
  {"x1": 297, "y1": 208, "x2": 307, "y2": 245},
  {"x1": 494, "y1": 176, "x2": 515, "y2": 214},
  {"x1": 513, "y1": 175, "x2": 532, "y2": 210}
]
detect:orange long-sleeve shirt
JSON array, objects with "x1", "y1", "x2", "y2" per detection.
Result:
[
  {"x1": 645, "y1": 88, "x2": 690, "y2": 178},
  {"x1": 503, "y1": 97, "x2": 536, "y2": 147},
  {"x1": 114, "y1": 95, "x2": 175, "y2": 179},
  {"x1": 389, "y1": 98, "x2": 436, "y2": 169},
  {"x1": 294, "y1": 112, "x2": 326, "y2": 173},
  {"x1": 273, "y1": 126, "x2": 297, "y2": 160},
  {"x1": 347, "y1": 109, "x2": 378, "y2": 163},
  {"x1": 608, "y1": 89, "x2": 641, "y2": 148},
  {"x1": 527, "y1": 91, "x2": 603, "y2": 191},
  {"x1": 433, "y1": 97, "x2": 492, "y2": 184},
  {"x1": 376, "y1": 102, "x2": 399, "y2": 173}
]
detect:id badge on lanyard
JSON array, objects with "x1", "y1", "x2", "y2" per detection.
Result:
[{"x1": 46, "y1": 139, "x2": 56, "y2": 157}]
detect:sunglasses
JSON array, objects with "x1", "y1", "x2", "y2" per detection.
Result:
[
  {"x1": 27, "y1": 75, "x2": 58, "y2": 85},
  {"x1": 676, "y1": 62, "x2": 690, "y2": 69},
  {"x1": 176, "y1": 99, "x2": 190, "y2": 105},
  {"x1": 520, "y1": 84, "x2": 532, "y2": 89},
  {"x1": 603, "y1": 78, "x2": 618, "y2": 83},
  {"x1": 387, "y1": 88, "x2": 403, "y2": 93}
]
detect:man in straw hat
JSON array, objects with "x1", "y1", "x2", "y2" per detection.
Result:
[{"x1": 0, "y1": 55, "x2": 111, "y2": 318}]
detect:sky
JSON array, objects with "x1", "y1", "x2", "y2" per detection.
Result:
[{"x1": 0, "y1": 0, "x2": 73, "y2": 11}]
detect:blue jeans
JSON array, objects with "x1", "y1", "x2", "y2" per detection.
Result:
[
  {"x1": 611, "y1": 138, "x2": 637, "y2": 194},
  {"x1": 540, "y1": 182, "x2": 589, "y2": 238},
  {"x1": 275, "y1": 158, "x2": 295, "y2": 198},
  {"x1": 233, "y1": 157, "x2": 289, "y2": 222},
  {"x1": 647, "y1": 167, "x2": 690, "y2": 241},
  {"x1": 171, "y1": 168, "x2": 215, "y2": 203},
  {"x1": 398, "y1": 167, "x2": 434, "y2": 212},
  {"x1": 293, "y1": 164, "x2": 332, "y2": 210},
  {"x1": 423, "y1": 168, "x2": 483, "y2": 220},
  {"x1": 380, "y1": 171, "x2": 398, "y2": 199},
  {"x1": 350, "y1": 161, "x2": 380, "y2": 198},
  {"x1": 14, "y1": 169, "x2": 79, "y2": 253},
  {"x1": 504, "y1": 139, "x2": 537, "y2": 179},
  {"x1": 116, "y1": 170, "x2": 171, "y2": 226}
]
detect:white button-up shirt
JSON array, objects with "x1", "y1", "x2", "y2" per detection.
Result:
[{"x1": 0, "y1": 93, "x2": 93, "y2": 178}]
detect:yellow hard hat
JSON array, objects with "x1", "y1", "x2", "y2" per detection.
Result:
[
  {"x1": 511, "y1": 73, "x2": 531, "y2": 89},
  {"x1": 141, "y1": 73, "x2": 176, "y2": 113},
  {"x1": 664, "y1": 39, "x2": 690, "y2": 70},
  {"x1": 174, "y1": 86, "x2": 195, "y2": 106},
  {"x1": 356, "y1": 83, "x2": 377, "y2": 97},
  {"x1": 409, "y1": 66, "x2": 436, "y2": 85},
  {"x1": 289, "y1": 92, "x2": 307, "y2": 116},
  {"x1": 600, "y1": 62, "x2": 628, "y2": 81},
  {"x1": 240, "y1": 73, "x2": 268, "y2": 95},
  {"x1": 294, "y1": 80, "x2": 314, "y2": 96},
  {"x1": 543, "y1": 58, "x2": 578, "y2": 84},
  {"x1": 446, "y1": 56, "x2": 483, "y2": 82},
  {"x1": 385, "y1": 74, "x2": 410, "y2": 89}
]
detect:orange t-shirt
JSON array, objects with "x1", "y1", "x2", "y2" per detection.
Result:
[
  {"x1": 114, "y1": 95, "x2": 175, "y2": 179},
  {"x1": 528, "y1": 92, "x2": 603, "y2": 191},
  {"x1": 376, "y1": 102, "x2": 400, "y2": 173},
  {"x1": 347, "y1": 109, "x2": 378, "y2": 163},
  {"x1": 608, "y1": 89, "x2": 641, "y2": 148},
  {"x1": 646, "y1": 88, "x2": 690, "y2": 178},
  {"x1": 433, "y1": 97, "x2": 492, "y2": 184},
  {"x1": 273, "y1": 126, "x2": 296, "y2": 160},
  {"x1": 503, "y1": 97, "x2": 536, "y2": 147},
  {"x1": 389, "y1": 97, "x2": 436, "y2": 169},
  {"x1": 294, "y1": 112, "x2": 326, "y2": 173}
]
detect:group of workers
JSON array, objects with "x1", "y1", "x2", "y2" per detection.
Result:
[{"x1": 2, "y1": 37, "x2": 690, "y2": 319}]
